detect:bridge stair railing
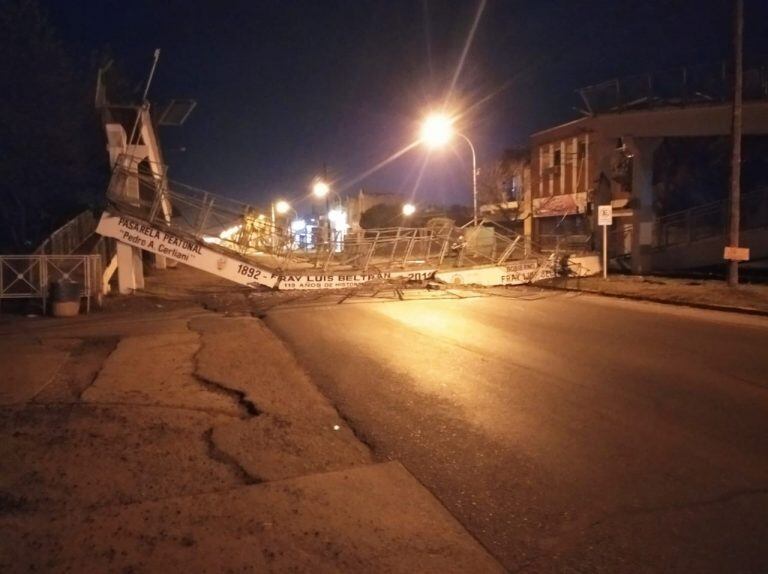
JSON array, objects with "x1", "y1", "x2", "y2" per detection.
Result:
[
  {"x1": 296, "y1": 226, "x2": 454, "y2": 273},
  {"x1": 656, "y1": 188, "x2": 768, "y2": 249},
  {"x1": 106, "y1": 154, "x2": 297, "y2": 263},
  {"x1": 103, "y1": 155, "x2": 563, "y2": 280},
  {"x1": 452, "y1": 219, "x2": 544, "y2": 267}
]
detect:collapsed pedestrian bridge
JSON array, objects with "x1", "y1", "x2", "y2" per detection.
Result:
[{"x1": 95, "y1": 70, "x2": 595, "y2": 293}]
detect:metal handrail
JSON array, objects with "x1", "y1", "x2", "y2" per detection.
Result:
[
  {"x1": 656, "y1": 188, "x2": 768, "y2": 248},
  {"x1": 105, "y1": 153, "x2": 547, "y2": 275},
  {"x1": 578, "y1": 60, "x2": 768, "y2": 115}
]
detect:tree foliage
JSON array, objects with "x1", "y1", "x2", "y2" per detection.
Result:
[
  {"x1": 477, "y1": 147, "x2": 529, "y2": 206},
  {"x1": 0, "y1": 0, "x2": 107, "y2": 252},
  {"x1": 359, "y1": 203, "x2": 403, "y2": 229}
]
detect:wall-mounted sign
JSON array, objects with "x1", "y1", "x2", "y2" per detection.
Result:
[{"x1": 533, "y1": 192, "x2": 587, "y2": 218}]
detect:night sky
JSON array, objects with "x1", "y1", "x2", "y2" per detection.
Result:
[{"x1": 43, "y1": 0, "x2": 768, "y2": 210}]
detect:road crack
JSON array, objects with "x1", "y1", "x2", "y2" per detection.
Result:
[
  {"x1": 31, "y1": 336, "x2": 120, "y2": 403},
  {"x1": 202, "y1": 428, "x2": 261, "y2": 485},
  {"x1": 192, "y1": 371, "x2": 260, "y2": 418},
  {"x1": 188, "y1": 320, "x2": 260, "y2": 419}
]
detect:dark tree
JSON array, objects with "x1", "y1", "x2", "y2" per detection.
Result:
[
  {"x1": 477, "y1": 147, "x2": 530, "y2": 206},
  {"x1": 359, "y1": 203, "x2": 404, "y2": 229},
  {"x1": 0, "y1": 0, "x2": 107, "y2": 252}
]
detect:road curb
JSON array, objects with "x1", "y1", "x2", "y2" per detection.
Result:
[{"x1": 538, "y1": 283, "x2": 768, "y2": 318}]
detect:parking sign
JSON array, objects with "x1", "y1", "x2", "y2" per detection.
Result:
[{"x1": 598, "y1": 205, "x2": 613, "y2": 226}]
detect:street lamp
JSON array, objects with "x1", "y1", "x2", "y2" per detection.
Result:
[
  {"x1": 311, "y1": 177, "x2": 345, "y2": 249},
  {"x1": 312, "y1": 180, "x2": 330, "y2": 199},
  {"x1": 420, "y1": 112, "x2": 479, "y2": 226},
  {"x1": 274, "y1": 200, "x2": 291, "y2": 215},
  {"x1": 420, "y1": 114, "x2": 453, "y2": 148},
  {"x1": 402, "y1": 203, "x2": 416, "y2": 216}
]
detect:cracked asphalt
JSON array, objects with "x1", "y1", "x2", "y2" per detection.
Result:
[
  {"x1": 265, "y1": 287, "x2": 768, "y2": 573},
  {"x1": 0, "y1": 270, "x2": 504, "y2": 573}
]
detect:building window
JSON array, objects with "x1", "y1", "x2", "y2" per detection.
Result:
[{"x1": 553, "y1": 149, "x2": 562, "y2": 166}]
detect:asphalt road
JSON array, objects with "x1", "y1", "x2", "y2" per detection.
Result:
[{"x1": 264, "y1": 287, "x2": 768, "y2": 573}]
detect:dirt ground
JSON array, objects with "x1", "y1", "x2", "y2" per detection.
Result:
[{"x1": 545, "y1": 273, "x2": 768, "y2": 313}]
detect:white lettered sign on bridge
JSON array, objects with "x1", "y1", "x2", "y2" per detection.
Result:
[
  {"x1": 275, "y1": 269, "x2": 436, "y2": 290},
  {"x1": 97, "y1": 212, "x2": 578, "y2": 291},
  {"x1": 97, "y1": 212, "x2": 437, "y2": 291},
  {"x1": 96, "y1": 211, "x2": 279, "y2": 288}
]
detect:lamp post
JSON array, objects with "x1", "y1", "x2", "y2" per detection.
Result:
[
  {"x1": 273, "y1": 200, "x2": 300, "y2": 250},
  {"x1": 312, "y1": 177, "x2": 344, "y2": 249},
  {"x1": 420, "y1": 113, "x2": 479, "y2": 226}
]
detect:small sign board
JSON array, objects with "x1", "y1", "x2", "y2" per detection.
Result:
[
  {"x1": 723, "y1": 246, "x2": 750, "y2": 261},
  {"x1": 597, "y1": 205, "x2": 613, "y2": 226}
]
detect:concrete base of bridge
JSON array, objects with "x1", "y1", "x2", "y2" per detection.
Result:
[{"x1": 116, "y1": 242, "x2": 145, "y2": 294}]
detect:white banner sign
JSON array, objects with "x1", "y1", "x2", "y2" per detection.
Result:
[
  {"x1": 97, "y1": 212, "x2": 438, "y2": 291},
  {"x1": 97, "y1": 211, "x2": 573, "y2": 291},
  {"x1": 96, "y1": 212, "x2": 279, "y2": 288},
  {"x1": 435, "y1": 259, "x2": 555, "y2": 287},
  {"x1": 276, "y1": 269, "x2": 435, "y2": 290}
]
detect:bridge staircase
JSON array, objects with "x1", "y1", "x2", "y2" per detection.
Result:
[{"x1": 610, "y1": 188, "x2": 768, "y2": 272}]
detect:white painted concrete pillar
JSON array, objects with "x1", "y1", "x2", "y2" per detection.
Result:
[
  {"x1": 154, "y1": 254, "x2": 167, "y2": 269},
  {"x1": 116, "y1": 243, "x2": 145, "y2": 294},
  {"x1": 625, "y1": 137, "x2": 662, "y2": 275},
  {"x1": 132, "y1": 248, "x2": 145, "y2": 290}
]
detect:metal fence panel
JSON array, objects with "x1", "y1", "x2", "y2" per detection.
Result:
[{"x1": 0, "y1": 255, "x2": 95, "y2": 314}]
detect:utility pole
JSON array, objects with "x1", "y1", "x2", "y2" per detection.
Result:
[
  {"x1": 323, "y1": 163, "x2": 330, "y2": 249},
  {"x1": 728, "y1": 0, "x2": 744, "y2": 287}
]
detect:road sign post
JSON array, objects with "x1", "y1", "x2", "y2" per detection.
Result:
[{"x1": 598, "y1": 205, "x2": 613, "y2": 279}]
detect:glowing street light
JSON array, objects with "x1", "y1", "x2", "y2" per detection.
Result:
[
  {"x1": 419, "y1": 112, "x2": 479, "y2": 226},
  {"x1": 274, "y1": 200, "x2": 291, "y2": 215},
  {"x1": 312, "y1": 180, "x2": 330, "y2": 198},
  {"x1": 402, "y1": 203, "x2": 416, "y2": 216},
  {"x1": 420, "y1": 113, "x2": 454, "y2": 148}
]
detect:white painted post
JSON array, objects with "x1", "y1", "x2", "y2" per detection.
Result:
[
  {"x1": 132, "y1": 247, "x2": 145, "y2": 290},
  {"x1": 116, "y1": 242, "x2": 137, "y2": 294},
  {"x1": 603, "y1": 224, "x2": 608, "y2": 280},
  {"x1": 598, "y1": 204, "x2": 613, "y2": 280}
]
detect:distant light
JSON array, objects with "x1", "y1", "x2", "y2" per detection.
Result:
[
  {"x1": 290, "y1": 218, "x2": 306, "y2": 232},
  {"x1": 219, "y1": 224, "x2": 242, "y2": 241},
  {"x1": 333, "y1": 424, "x2": 340, "y2": 431},
  {"x1": 420, "y1": 113, "x2": 454, "y2": 148},
  {"x1": 328, "y1": 208, "x2": 344, "y2": 223},
  {"x1": 402, "y1": 203, "x2": 416, "y2": 216},
  {"x1": 313, "y1": 180, "x2": 330, "y2": 198},
  {"x1": 275, "y1": 200, "x2": 291, "y2": 215}
]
